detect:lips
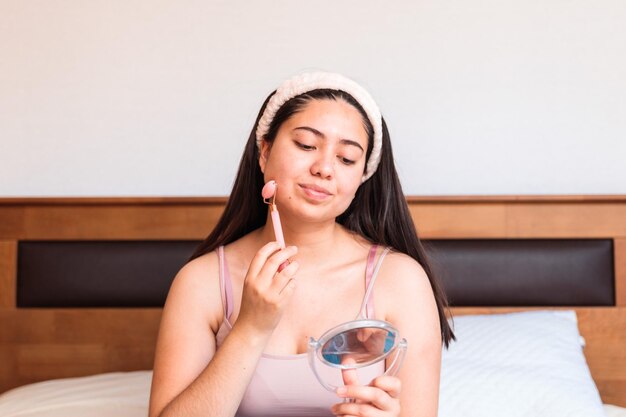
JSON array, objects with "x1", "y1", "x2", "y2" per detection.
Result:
[{"x1": 299, "y1": 183, "x2": 332, "y2": 200}]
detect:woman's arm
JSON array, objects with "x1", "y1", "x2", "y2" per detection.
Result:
[
  {"x1": 331, "y1": 252, "x2": 442, "y2": 417},
  {"x1": 148, "y1": 243, "x2": 298, "y2": 417},
  {"x1": 387, "y1": 254, "x2": 442, "y2": 417}
]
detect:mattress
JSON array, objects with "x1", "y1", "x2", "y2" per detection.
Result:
[{"x1": 0, "y1": 370, "x2": 624, "y2": 417}]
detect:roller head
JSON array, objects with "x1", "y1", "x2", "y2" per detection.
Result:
[{"x1": 262, "y1": 180, "x2": 277, "y2": 200}]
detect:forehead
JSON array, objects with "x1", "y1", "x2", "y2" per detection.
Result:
[{"x1": 282, "y1": 99, "x2": 369, "y2": 147}]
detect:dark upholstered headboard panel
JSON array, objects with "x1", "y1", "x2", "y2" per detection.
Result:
[
  {"x1": 425, "y1": 239, "x2": 614, "y2": 307},
  {"x1": 17, "y1": 239, "x2": 614, "y2": 308},
  {"x1": 17, "y1": 241, "x2": 199, "y2": 307}
]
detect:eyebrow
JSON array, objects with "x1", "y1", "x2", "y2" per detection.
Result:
[{"x1": 293, "y1": 126, "x2": 365, "y2": 152}]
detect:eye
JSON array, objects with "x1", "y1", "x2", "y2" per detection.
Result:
[
  {"x1": 338, "y1": 156, "x2": 356, "y2": 165},
  {"x1": 294, "y1": 140, "x2": 316, "y2": 151}
]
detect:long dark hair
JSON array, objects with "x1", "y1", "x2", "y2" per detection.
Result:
[{"x1": 189, "y1": 89, "x2": 455, "y2": 347}]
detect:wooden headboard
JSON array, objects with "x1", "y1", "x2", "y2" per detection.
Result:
[{"x1": 0, "y1": 196, "x2": 624, "y2": 405}]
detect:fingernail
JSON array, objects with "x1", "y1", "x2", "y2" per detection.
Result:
[{"x1": 336, "y1": 386, "x2": 347, "y2": 395}]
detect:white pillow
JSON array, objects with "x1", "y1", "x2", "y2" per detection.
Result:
[{"x1": 439, "y1": 310, "x2": 606, "y2": 417}]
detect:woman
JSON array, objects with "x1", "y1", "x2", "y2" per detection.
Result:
[{"x1": 149, "y1": 72, "x2": 454, "y2": 417}]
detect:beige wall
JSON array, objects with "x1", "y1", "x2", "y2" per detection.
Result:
[{"x1": 1, "y1": 1, "x2": 625, "y2": 197}]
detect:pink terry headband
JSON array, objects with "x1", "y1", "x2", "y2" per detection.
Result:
[{"x1": 255, "y1": 72, "x2": 383, "y2": 182}]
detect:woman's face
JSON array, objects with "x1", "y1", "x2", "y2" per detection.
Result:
[{"x1": 259, "y1": 98, "x2": 369, "y2": 223}]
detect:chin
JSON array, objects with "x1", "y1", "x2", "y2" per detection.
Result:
[
  {"x1": 294, "y1": 202, "x2": 353, "y2": 224},
  {"x1": 277, "y1": 185, "x2": 353, "y2": 219}
]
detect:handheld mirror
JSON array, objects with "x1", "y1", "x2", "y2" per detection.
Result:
[{"x1": 307, "y1": 319, "x2": 407, "y2": 392}]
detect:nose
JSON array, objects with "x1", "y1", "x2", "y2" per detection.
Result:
[{"x1": 310, "y1": 152, "x2": 334, "y2": 179}]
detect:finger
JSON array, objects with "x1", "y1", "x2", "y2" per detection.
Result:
[
  {"x1": 341, "y1": 368, "x2": 359, "y2": 387},
  {"x1": 332, "y1": 401, "x2": 380, "y2": 417},
  {"x1": 256, "y1": 245, "x2": 297, "y2": 283},
  {"x1": 335, "y1": 385, "x2": 396, "y2": 411},
  {"x1": 246, "y1": 241, "x2": 283, "y2": 281},
  {"x1": 278, "y1": 278, "x2": 296, "y2": 297},
  {"x1": 270, "y1": 260, "x2": 299, "y2": 294},
  {"x1": 370, "y1": 375, "x2": 401, "y2": 399},
  {"x1": 341, "y1": 357, "x2": 359, "y2": 387}
]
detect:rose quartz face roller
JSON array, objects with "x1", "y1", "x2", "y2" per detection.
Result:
[{"x1": 262, "y1": 180, "x2": 286, "y2": 249}]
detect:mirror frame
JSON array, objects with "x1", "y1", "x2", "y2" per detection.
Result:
[
  {"x1": 313, "y1": 319, "x2": 401, "y2": 368},
  {"x1": 307, "y1": 319, "x2": 408, "y2": 392}
]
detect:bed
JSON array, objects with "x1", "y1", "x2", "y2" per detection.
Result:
[{"x1": 0, "y1": 195, "x2": 624, "y2": 416}]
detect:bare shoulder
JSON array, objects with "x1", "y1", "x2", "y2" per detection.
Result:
[
  {"x1": 375, "y1": 250, "x2": 438, "y2": 323},
  {"x1": 165, "y1": 250, "x2": 223, "y2": 332},
  {"x1": 377, "y1": 250, "x2": 431, "y2": 295},
  {"x1": 169, "y1": 250, "x2": 219, "y2": 299}
]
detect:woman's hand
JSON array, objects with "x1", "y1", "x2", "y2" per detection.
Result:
[
  {"x1": 236, "y1": 242, "x2": 299, "y2": 334},
  {"x1": 332, "y1": 369, "x2": 402, "y2": 417}
]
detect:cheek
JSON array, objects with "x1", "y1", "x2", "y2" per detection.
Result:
[
  {"x1": 262, "y1": 150, "x2": 305, "y2": 189},
  {"x1": 267, "y1": 155, "x2": 297, "y2": 175},
  {"x1": 334, "y1": 184, "x2": 360, "y2": 216},
  {"x1": 337, "y1": 175, "x2": 362, "y2": 201}
]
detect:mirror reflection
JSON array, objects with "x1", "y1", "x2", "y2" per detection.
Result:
[{"x1": 321, "y1": 327, "x2": 396, "y2": 365}]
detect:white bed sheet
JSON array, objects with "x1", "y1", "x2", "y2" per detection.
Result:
[
  {"x1": 0, "y1": 370, "x2": 624, "y2": 417},
  {"x1": 0, "y1": 371, "x2": 151, "y2": 417},
  {"x1": 607, "y1": 404, "x2": 626, "y2": 417}
]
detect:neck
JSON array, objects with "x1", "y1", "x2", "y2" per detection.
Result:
[{"x1": 258, "y1": 212, "x2": 347, "y2": 267}]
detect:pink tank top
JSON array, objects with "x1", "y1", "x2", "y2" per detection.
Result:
[{"x1": 214, "y1": 245, "x2": 390, "y2": 417}]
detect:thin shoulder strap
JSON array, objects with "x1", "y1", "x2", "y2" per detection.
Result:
[
  {"x1": 358, "y1": 246, "x2": 391, "y2": 319},
  {"x1": 217, "y1": 246, "x2": 234, "y2": 321}
]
